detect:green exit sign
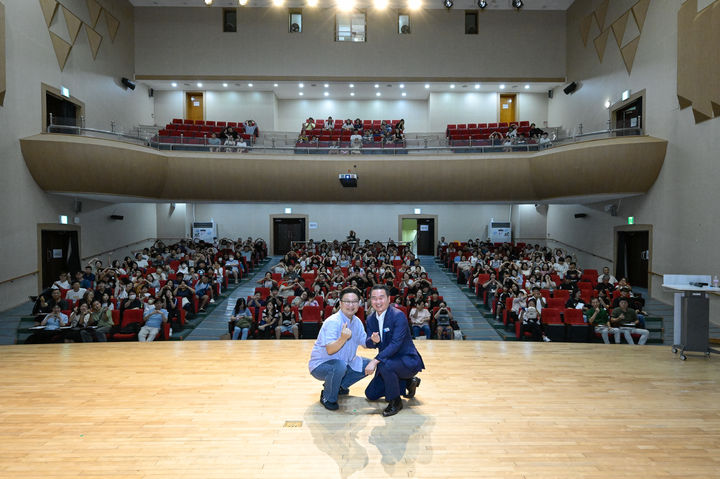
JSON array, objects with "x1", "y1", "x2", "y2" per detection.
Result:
[{"x1": 628, "y1": 216, "x2": 635, "y2": 225}]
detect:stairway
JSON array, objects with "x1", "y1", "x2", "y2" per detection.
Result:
[{"x1": 420, "y1": 256, "x2": 501, "y2": 340}]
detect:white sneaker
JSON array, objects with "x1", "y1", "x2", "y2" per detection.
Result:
[
  {"x1": 543, "y1": 336, "x2": 551, "y2": 342},
  {"x1": 209, "y1": 299, "x2": 215, "y2": 303}
]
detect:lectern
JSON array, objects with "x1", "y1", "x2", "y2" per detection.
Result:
[{"x1": 662, "y1": 275, "x2": 720, "y2": 360}]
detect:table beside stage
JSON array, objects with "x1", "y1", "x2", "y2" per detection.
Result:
[{"x1": 662, "y1": 274, "x2": 720, "y2": 360}]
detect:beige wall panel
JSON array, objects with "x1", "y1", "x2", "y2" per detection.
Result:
[
  {"x1": 632, "y1": 0, "x2": 651, "y2": 31},
  {"x1": 61, "y1": 6, "x2": 82, "y2": 45},
  {"x1": 677, "y1": 0, "x2": 697, "y2": 109},
  {"x1": 593, "y1": 28, "x2": 610, "y2": 62},
  {"x1": 86, "y1": 0, "x2": 101, "y2": 27},
  {"x1": 20, "y1": 134, "x2": 667, "y2": 204},
  {"x1": 49, "y1": 31, "x2": 71, "y2": 71},
  {"x1": 620, "y1": 36, "x2": 640, "y2": 74},
  {"x1": 594, "y1": 0, "x2": 610, "y2": 30},
  {"x1": 0, "y1": 1, "x2": 4, "y2": 106},
  {"x1": 39, "y1": 0, "x2": 58, "y2": 27},
  {"x1": 611, "y1": 10, "x2": 631, "y2": 48}
]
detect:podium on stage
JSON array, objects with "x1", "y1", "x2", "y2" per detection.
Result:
[{"x1": 662, "y1": 275, "x2": 720, "y2": 360}]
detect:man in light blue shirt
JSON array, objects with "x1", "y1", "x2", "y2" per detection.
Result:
[
  {"x1": 139, "y1": 300, "x2": 168, "y2": 342},
  {"x1": 309, "y1": 287, "x2": 370, "y2": 411}
]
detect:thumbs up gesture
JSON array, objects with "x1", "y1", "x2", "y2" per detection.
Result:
[{"x1": 340, "y1": 322, "x2": 352, "y2": 340}]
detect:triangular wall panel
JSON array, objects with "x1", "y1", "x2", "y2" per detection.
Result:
[
  {"x1": 620, "y1": 36, "x2": 640, "y2": 74},
  {"x1": 49, "y1": 31, "x2": 72, "y2": 71},
  {"x1": 612, "y1": 10, "x2": 631, "y2": 48},
  {"x1": 104, "y1": 10, "x2": 119, "y2": 42},
  {"x1": 632, "y1": 0, "x2": 651, "y2": 32},
  {"x1": 580, "y1": 14, "x2": 593, "y2": 47},
  {"x1": 39, "y1": 0, "x2": 58, "y2": 27},
  {"x1": 62, "y1": 6, "x2": 82, "y2": 45},
  {"x1": 84, "y1": 23, "x2": 102, "y2": 60},
  {"x1": 86, "y1": 0, "x2": 102, "y2": 27},
  {"x1": 594, "y1": 0, "x2": 610, "y2": 31},
  {"x1": 593, "y1": 28, "x2": 610, "y2": 62}
]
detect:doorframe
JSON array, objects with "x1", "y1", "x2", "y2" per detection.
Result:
[
  {"x1": 269, "y1": 214, "x2": 309, "y2": 255},
  {"x1": 41, "y1": 83, "x2": 85, "y2": 132},
  {"x1": 37, "y1": 223, "x2": 82, "y2": 293},
  {"x1": 613, "y1": 224, "x2": 653, "y2": 295},
  {"x1": 609, "y1": 89, "x2": 645, "y2": 130},
  {"x1": 397, "y1": 214, "x2": 438, "y2": 253},
  {"x1": 184, "y1": 90, "x2": 206, "y2": 121}
]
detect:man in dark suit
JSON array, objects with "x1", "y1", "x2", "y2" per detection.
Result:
[{"x1": 364, "y1": 284, "x2": 425, "y2": 417}]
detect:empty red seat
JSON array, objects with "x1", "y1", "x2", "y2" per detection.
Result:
[
  {"x1": 541, "y1": 308, "x2": 563, "y2": 324},
  {"x1": 468, "y1": 123, "x2": 477, "y2": 128},
  {"x1": 172, "y1": 118, "x2": 182, "y2": 124},
  {"x1": 547, "y1": 298, "x2": 565, "y2": 309},
  {"x1": 447, "y1": 124, "x2": 457, "y2": 129},
  {"x1": 554, "y1": 290, "x2": 571, "y2": 302},
  {"x1": 227, "y1": 121, "x2": 238, "y2": 127},
  {"x1": 478, "y1": 123, "x2": 488, "y2": 128},
  {"x1": 488, "y1": 122, "x2": 498, "y2": 128},
  {"x1": 499, "y1": 122, "x2": 508, "y2": 127},
  {"x1": 183, "y1": 119, "x2": 193, "y2": 124},
  {"x1": 519, "y1": 121, "x2": 530, "y2": 127},
  {"x1": 457, "y1": 124, "x2": 467, "y2": 129},
  {"x1": 216, "y1": 121, "x2": 226, "y2": 127}
]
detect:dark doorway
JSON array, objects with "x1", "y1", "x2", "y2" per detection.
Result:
[
  {"x1": 416, "y1": 218, "x2": 435, "y2": 256},
  {"x1": 46, "y1": 92, "x2": 79, "y2": 130},
  {"x1": 273, "y1": 218, "x2": 306, "y2": 255},
  {"x1": 616, "y1": 230, "x2": 649, "y2": 288},
  {"x1": 614, "y1": 97, "x2": 642, "y2": 136},
  {"x1": 41, "y1": 229, "x2": 81, "y2": 290}
]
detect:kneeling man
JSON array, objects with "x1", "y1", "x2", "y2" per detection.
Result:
[
  {"x1": 309, "y1": 287, "x2": 370, "y2": 411},
  {"x1": 364, "y1": 284, "x2": 425, "y2": 417}
]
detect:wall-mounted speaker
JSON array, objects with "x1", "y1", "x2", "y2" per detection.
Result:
[
  {"x1": 73, "y1": 199, "x2": 82, "y2": 213},
  {"x1": 574, "y1": 213, "x2": 587, "y2": 218},
  {"x1": 121, "y1": 77, "x2": 136, "y2": 90},
  {"x1": 548, "y1": 89, "x2": 554, "y2": 99},
  {"x1": 563, "y1": 82, "x2": 578, "y2": 95},
  {"x1": 148, "y1": 88, "x2": 154, "y2": 98},
  {"x1": 109, "y1": 214, "x2": 124, "y2": 220}
]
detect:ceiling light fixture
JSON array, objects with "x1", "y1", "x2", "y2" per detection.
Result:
[
  {"x1": 401, "y1": 92, "x2": 407, "y2": 97},
  {"x1": 374, "y1": 84, "x2": 379, "y2": 88},
  {"x1": 349, "y1": 84, "x2": 354, "y2": 88},
  {"x1": 298, "y1": 83, "x2": 304, "y2": 88},
  {"x1": 171, "y1": 82, "x2": 178, "y2": 87},
  {"x1": 273, "y1": 0, "x2": 284, "y2": 6},
  {"x1": 399, "y1": 84, "x2": 405, "y2": 89},
  {"x1": 324, "y1": 92, "x2": 329, "y2": 96},
  {"x1": 424, "y1": 84, "x2": 430, "y2": 89},
  {"x1": 524, "y1": 84, "x2": 530, "y2": 89},
  {"x1": 376, "y1": 92, "x2": 381, "y2": 97},
  {"x1": 197, "y1": 82, "x2": 203, "y2": 87},
  {"x1": 474, "y1": 84, "x2": 480, "y2": 89},
  {"x1": 238, "y1": 0, "x2": 248, "y2": 5},
  {"x1": 204, "y1": 0, "x2": 212, "y2": 5},
  {"x1": 499, "y1": 84, "x2": 506, "y2": 90},
  {"x1": 511, "y1": 0, "x2": 523, "y2": 10},
  {"x1": 223, "y1": 83, "x2": 228, "y2": 87},
  {"x1": 299, "y1": 92, "x2": 304, "y2": 96},
  {"x1": 350, "y1": 92, "x2": 355, "y2": 96},
  {"x1": 324, "y1": 83, "x2": 329, "y2": 88},
  {"x1": 408, "y1": 0, "x2": 422, "y2": 10},
  {"x1": 478, "y1": 0, "x2": 487, "y2": 8},
  {"x1": 443, "y1": 0, "x2": 453, "y2": 9},
  {"x1": 248, "y1": 83, "x2": 253, "y2": 87},
  {"x1": 450, "y1": 84, "x2": 455, "y2": 89},
  {"x1": 374, "y1": 0, "x2": 389, "y2": 9},
  {"x1": 307, "y1": 0, "x2": 318, "y2": 5},
  {"x1": 273, "y1": 83, "x2": 278, "y2": 87},
  {"x1": 338, "y1": 0, "x2": 355, "y2": 11}
]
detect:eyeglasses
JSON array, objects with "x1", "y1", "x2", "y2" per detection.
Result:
[{"x1": 340, "y1": 300, "x2": 360, "y2": 305}]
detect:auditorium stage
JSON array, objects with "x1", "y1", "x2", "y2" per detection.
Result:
[{"x1": 0, "y1": 341, "x2": 719, "y2": 479}]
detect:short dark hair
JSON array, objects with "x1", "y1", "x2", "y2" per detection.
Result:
[
  {"x1": 370, "y1": 284, "x2": 390, "y2": 297},
  {"x1": 339, "y1": 287, "x2": 361, "y2": 301}
]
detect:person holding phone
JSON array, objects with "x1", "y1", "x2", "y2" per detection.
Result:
[{"x1": 308, "y1": 287, "x2": 371, "y2": 411}]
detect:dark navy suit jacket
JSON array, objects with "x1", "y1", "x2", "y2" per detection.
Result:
[{"x1": 365, "y1": 306, "x2": 425, "y2": 372}]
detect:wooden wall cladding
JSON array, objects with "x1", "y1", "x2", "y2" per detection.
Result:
[
  {"x1": 19, "y1": 134, "x2": 667, "y2": 204},
  {"x1": 0, "y1": 1, "x2": 5, "y2": 106},
  {"x1": 678, "y1": 0, "x2": 720, "y2": 123}
]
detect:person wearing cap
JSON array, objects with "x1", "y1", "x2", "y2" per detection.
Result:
[
  {"x1": 308, "y1": 287, "x2": 370, "y2": 411},
  {"x1": 610, "y1": 298, "x2": 649, "y2": 345}
]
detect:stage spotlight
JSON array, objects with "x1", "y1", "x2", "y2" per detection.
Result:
[
  {"x1": 443, "y1": 0, "x2": 453, "y2": 8},
  {"x1": 478, "y1": 0, "x2": 487, "y2": 8},
  {"x1": 511, "y1": 0, "x2": 523, "y2": 10}
]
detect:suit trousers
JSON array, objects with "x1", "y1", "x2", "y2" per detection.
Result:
[{"x1": 365, "y1": 357, "x2": 417, "y2": 401}]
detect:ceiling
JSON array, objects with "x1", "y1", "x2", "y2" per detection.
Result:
[
  {"x1": 140, "y1": 80, "x2": 564, "y2": 100},
  {"x1": 129, "y1": 0, "x2": 574, "y2": 10}
]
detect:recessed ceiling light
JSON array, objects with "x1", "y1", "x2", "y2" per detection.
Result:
[
  {"x1": 349, "y1": 84, "x2": 354, "y2": 88},
  {"x1": 299, "y1": 92, "x2": 304, "y2": 96},
  {"x1": 474, "y1": 84, "x2": 480, "y2": 89},
  {"x1": 399, "y1": 84, "x2": 405, "y2": 89},
  {"x1": 374, "y1": 0, "x2": 388, "y2": 8},
  {"x1": 424, "y1": 84, "x2": 430, "y2": 89},
  {"x1": 324, "y1": 83, "x2": 329, "y2": 88},
  {"x1": 273, "y1": 83, "x2": 278, "y2": 87},
  {"x1": 408, "y1": 0, "x2": 422, "y2": 10},
  {"x1": 299, "y1": 83, "x2": 304, "y2": 88},
  {"x1": 350, "y1": 92, "x2": 355, "y2": 96},
  {"x1": 197, "y1": 82, "x2": 203, "y2": 87},
  {"x1": 171, "y1": 82, "x2": 177, "y2": 87},
  {"x1": 401, "y1": 92, "x2": 407, "y2": 97},
  {"x1": 524, "y1": 84, "x2": 530, "y2": 89},
  {"x1": 307, "y1": 0, "x2": 318, "y2": 5},
  {"x1": 324, "y1": 91, "x2": 329, "y2": 96},
  {"x1": 374, "y1": 84, "x2": 379, "y2": 88},
  {"x1": 376, "y1": 92, "x2": 381, "y2": 97},
  {"x1": 450, "y1": 84, "x2": 455, "y2": 89},
  {"x1": 204, "y1": 0, "x2": 212, "y2": 5},
  {"x1": 239, "y1": 0, "x2": 248, "y2": 4},
  {"x1": 248, "y1": 83, "x2": 253, "y2": 87},
  {"x1": 273, "y1": 0, "x2": 284, "y2": 6},
  {"x1": 338, "y1": 0, "x2": 355, "y2": 11},
  {"x1": 499, "y1": 84, "x2": 506, "y2": 90},
  {"x1": 222, "y1": 83, "x2": 228, "y2": 87}
]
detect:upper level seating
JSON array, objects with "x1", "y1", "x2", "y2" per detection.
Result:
[
  {"x1": 295, "y1": 118, "x2": 406, "y2": 153},
  {"x1": 157, "y1": 119, "x2": 259, "y2": 144},
  {"x1": 446, "y1": 121, "x2": 532, "y2": 141}
]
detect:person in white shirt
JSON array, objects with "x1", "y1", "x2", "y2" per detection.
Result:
[
  {"x1": 65, "y1": 282, "x2": 87, "y2": 302},
  {"x1": 51, "y1": 272, "x2": 71, "y2": 290},
  {"x1": 553, "y1": 257, "x2": 569, "y2": 279},
  {"x1": 350, "y1": 130, "x2": 363, "y2": 153}
]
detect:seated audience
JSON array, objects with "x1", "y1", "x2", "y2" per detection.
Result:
[{"x1": 139, "y1": 299, "x2": 168, "y2": 342}]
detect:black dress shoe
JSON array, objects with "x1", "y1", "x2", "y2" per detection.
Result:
[
  {"x1": 404, "y1": 377, "x2": 421, "y2": 398},
  {"x1": 382, "y1": 398, "x2": 403, "y2": 417},
  {"x1": 320, "y1": 391, "x2": 339, "y2": 411}
]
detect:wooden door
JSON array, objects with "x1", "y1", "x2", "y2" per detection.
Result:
[
  {"x1": 273, "y1": 218, "x2": 306, "y2": 255},
  {"x1": 41, "y1": 229, "x2": 80, "y2": 290},
  {"x1": 499, "y1": 94, "x2": 516, "y2": 124},
  {"x1": 185, "y1": 92, "x2": 204, "y2": 122}
]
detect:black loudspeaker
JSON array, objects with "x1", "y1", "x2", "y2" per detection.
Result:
[
  {"x1": 149, "y1": 88, "x2": 154, "y2": 98},
  {"x1": 109, "y1": 215, "x2": 124, "y2": 220},
  {"x1": 73, "y1": 199, "x2": 82, "y2": 213},
  {"x1": 563, "y1": 82, "x2": 578, "y2": 95},
  {"x1": 121, "y1": 77, "x2": 136, "y2": 90},
  {"x1": 548, "y1": 89, "x2": 554, "y2": 99},
  {"x1": 574, "y1": 213, "x2": 587, "y2": 218}
]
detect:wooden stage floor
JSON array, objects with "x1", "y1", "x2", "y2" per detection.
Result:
[{"x1": 1, "y1": 341, "x2": 719, "y2": 479}]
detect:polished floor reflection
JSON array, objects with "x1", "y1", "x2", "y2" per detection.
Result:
[{"x1": 0, "y1": 341, "x2": 718, "y2": 478}]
